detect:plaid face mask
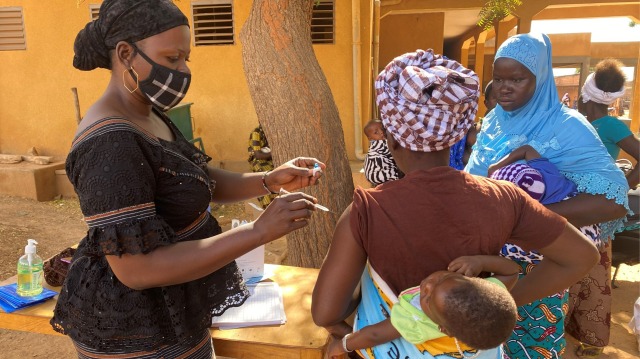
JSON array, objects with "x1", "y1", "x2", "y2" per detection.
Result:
[{"x1": 129, "y1": 43, "x2": 191, "y2": 111}]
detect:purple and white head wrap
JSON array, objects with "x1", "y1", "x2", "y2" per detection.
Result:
[
  {"x1": 490, "y1": 163, "x2": 546, "y2": 202},
  {"x1": 375, "y1": 49, "x2": 480, "y2": 152}
]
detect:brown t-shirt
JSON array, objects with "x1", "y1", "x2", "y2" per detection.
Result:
[{"x1": 350, "y1": 167, "x2": 567, "y2": 296}]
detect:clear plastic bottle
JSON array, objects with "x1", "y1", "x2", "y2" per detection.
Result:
[{"x1": 17, "y1": 239, "x2": 43, "y2": 297}]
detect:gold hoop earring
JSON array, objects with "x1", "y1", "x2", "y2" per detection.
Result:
[{"x1": 123, "y1": 67, "x2": 139, "y2": 93}]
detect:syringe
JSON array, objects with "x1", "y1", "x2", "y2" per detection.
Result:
[{"x1": 279, "y1": 188, "x2": 332, "y2": 212}]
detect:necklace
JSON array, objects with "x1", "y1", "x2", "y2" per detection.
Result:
[{"x1": 455, "y1": 338, "x2": 482, "y2": 359}]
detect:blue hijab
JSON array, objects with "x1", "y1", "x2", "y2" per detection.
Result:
[{"x1": 465, "y1": 33, "x2": 630, "y2": 239}]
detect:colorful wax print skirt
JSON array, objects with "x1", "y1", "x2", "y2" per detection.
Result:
[{"x1": 501, "y1": 223, "x2": 601, "y2": 359}]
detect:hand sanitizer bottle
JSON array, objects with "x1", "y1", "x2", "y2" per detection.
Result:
[{"x1": 17, "y1": 239, "x2": 43, "y2": 297}]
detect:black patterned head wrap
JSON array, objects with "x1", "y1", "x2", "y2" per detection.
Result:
[{"x1": 73, "y1": 0, "x2": 189, "y2": 71}]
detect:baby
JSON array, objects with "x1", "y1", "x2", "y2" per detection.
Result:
[
  {"x1": 488, "y1": 144, "x2": 602, "y2": 259},
  {"x1": 326, "y1": 255, "x2": 519, "y2": 358},
  {"x1": 363, "y1": 120, "x2": 403, "y2": 186},
  {"x1": 488, "y1": 145, "x2": 578, "y2": 205}
]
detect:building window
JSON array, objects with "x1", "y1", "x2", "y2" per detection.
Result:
[
  {"x1": 0, "y1": 7, "x2": 27, "y2": 51},
  {"x1": 89, "y1": 4, "x2": 101, "y2": 21},
  {"x1": 311, "y1": 1, "x2": 334, "y2": 44},
  {"x1": 191, "y1": 0, "x2": 234, "y2": 46}
]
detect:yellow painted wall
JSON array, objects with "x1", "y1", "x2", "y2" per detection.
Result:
[
  {"x1": 534, "y1": 4, "x2": 640, "y2": 22},
  {"x1": 378, "y1": 12, "x2": 444, "y2": 72},
  {"x1": 0, "y1": 0, "x2": 356, "y2": 167},
  {"x1": 548, "y1": 33, "x2": 592, "y2": 57},
  {"x1": 591, "y1": 42, "x2": 640, "y2": 60},
  {"x1": 0, "y1": 0, "x2": 107, "y2": 161},
  {"x1": 360, "y1": 0, "x2": 373, "y2": 149},
  {"x1": 483, "y1": 53, "x2": 494, "y2": 90}
]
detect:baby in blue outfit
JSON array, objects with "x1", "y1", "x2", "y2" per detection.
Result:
[
  {"x1": 488, "y1": 144, "x2": 578, "y2": 205},
  {"x1": 489, "y1": 144, "x2": 601, "y2": 262}
]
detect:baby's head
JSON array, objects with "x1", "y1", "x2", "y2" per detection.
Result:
[
  {"x1": 419, "y1": 271, "x2": 517, "y2": 349},
  {"x1": 364, "y1": 120, "x2": 385, "y2": 141},
  {"x1": 484, "y1": 80, "x2": 498, "y2": 115},
  {"x1": 490, "y1": 163, "x2": 546, "y2": 201}
]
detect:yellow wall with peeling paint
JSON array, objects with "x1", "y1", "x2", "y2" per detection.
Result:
[{"x1": 0, "y1": 0, "x2": 356, "y2": 170}]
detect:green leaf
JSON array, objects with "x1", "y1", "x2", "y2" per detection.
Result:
[{"x1": 477, "y1": 0, "x2": 523, "y2": 30}]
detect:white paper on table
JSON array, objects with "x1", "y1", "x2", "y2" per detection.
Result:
[
  {"x1": 212, "y1": 282, "x2": 284, "y2": 328},
  {"x1": 217, "y1": 284, "x2": 286, "y2": 330},
  {"x1": 235, "y1": 245, "x2": 265, "y2": 280}
]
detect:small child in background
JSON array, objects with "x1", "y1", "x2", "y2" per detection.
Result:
[
  {"x1": 483, "y1": 80, "x2": 498, "y2": 116},
  {"x1": 363, "y1": 120, "x2": 403, "y2": 186},
  {"x1": 326, "y1": 255, "x2": 519, "y2": 358}
]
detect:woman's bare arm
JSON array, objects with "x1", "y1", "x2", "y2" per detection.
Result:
[
  {"x1": 545, "y1": 193, "x2": 627, "y2": 228},
  {"x1": 510, "y1": 223, "x2": 600, "y2": 307},
  {"x1": 208, "y1": 168, "x2": 273, "y2": 204},
  {"x1": 106, "y1": 193, "x2": 317, "y2": 290},
  {"x1": 208, "y1": 157, "x2": 324, "y2": 204},
  {"x1": 617, "y1": 134, "x2": 640, "y2": 189},
  {"x1": 312, "y1": 205, "x2": 368, "y2": 328}
]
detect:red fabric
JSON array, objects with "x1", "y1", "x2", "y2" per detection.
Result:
[{"x1": 350, "y1": 167, "x2": 566, "y2": 296}]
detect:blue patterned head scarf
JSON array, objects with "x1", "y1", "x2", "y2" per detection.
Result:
[{"x1": 465, "y1": 33, "x2": 630, "y2": 239}]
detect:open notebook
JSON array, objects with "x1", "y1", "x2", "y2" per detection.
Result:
[{"x1": 212, "y1": 282, "x2": 286, "y2": 329}]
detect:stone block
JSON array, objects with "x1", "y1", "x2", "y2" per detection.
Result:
[
  {"x1": 0, "y1": 162, "x2": 65, "y2": 201},
  {"x1": 0, "y1": 154, "x2": 22, "y2": 164},
  {"x1": 22, "y1": 155, "x2": 54, "y2": 164},
  {"x1": 27, "y1": 147, "x2": 39, "y2": 156}
]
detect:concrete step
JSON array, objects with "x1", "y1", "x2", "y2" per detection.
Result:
[{"x1": 0, "y1": 161, "x2": 66, "y2": 201}]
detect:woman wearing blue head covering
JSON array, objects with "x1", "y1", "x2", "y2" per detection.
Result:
[{"x1": 466, "y1": 33, "x2": 630, "y2": 358}]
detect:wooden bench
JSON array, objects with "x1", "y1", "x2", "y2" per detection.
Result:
[{"x1": 0, "y1": 264, "x2": 329, "y2": 359}]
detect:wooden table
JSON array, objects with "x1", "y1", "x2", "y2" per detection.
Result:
[{"x1": 0, "y1": 264, "x2": 330, "y2": 359}]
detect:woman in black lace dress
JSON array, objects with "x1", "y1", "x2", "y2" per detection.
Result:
[{"x1": 50, "y1": 1, "x2": 324, "y2": 358}]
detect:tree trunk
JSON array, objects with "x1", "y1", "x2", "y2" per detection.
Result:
[{"x1": 240, "y1": 0, "x2": 354, "y2": 268}]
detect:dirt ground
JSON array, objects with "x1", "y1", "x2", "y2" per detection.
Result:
[{"x1": 0, "y1": 195, "x2": 638, "y2": 358}]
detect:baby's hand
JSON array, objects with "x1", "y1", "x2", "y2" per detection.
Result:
[
  {"x1": 325, "y1": 335, "x2": 346, "y2": 359},
  {"x1": 448, "y1": 256, "x2": 484, "y2": 277}
]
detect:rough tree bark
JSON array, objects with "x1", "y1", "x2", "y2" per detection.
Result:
[{"x1": 240, "y1": 0, "x2": 354, "y2": 268}]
